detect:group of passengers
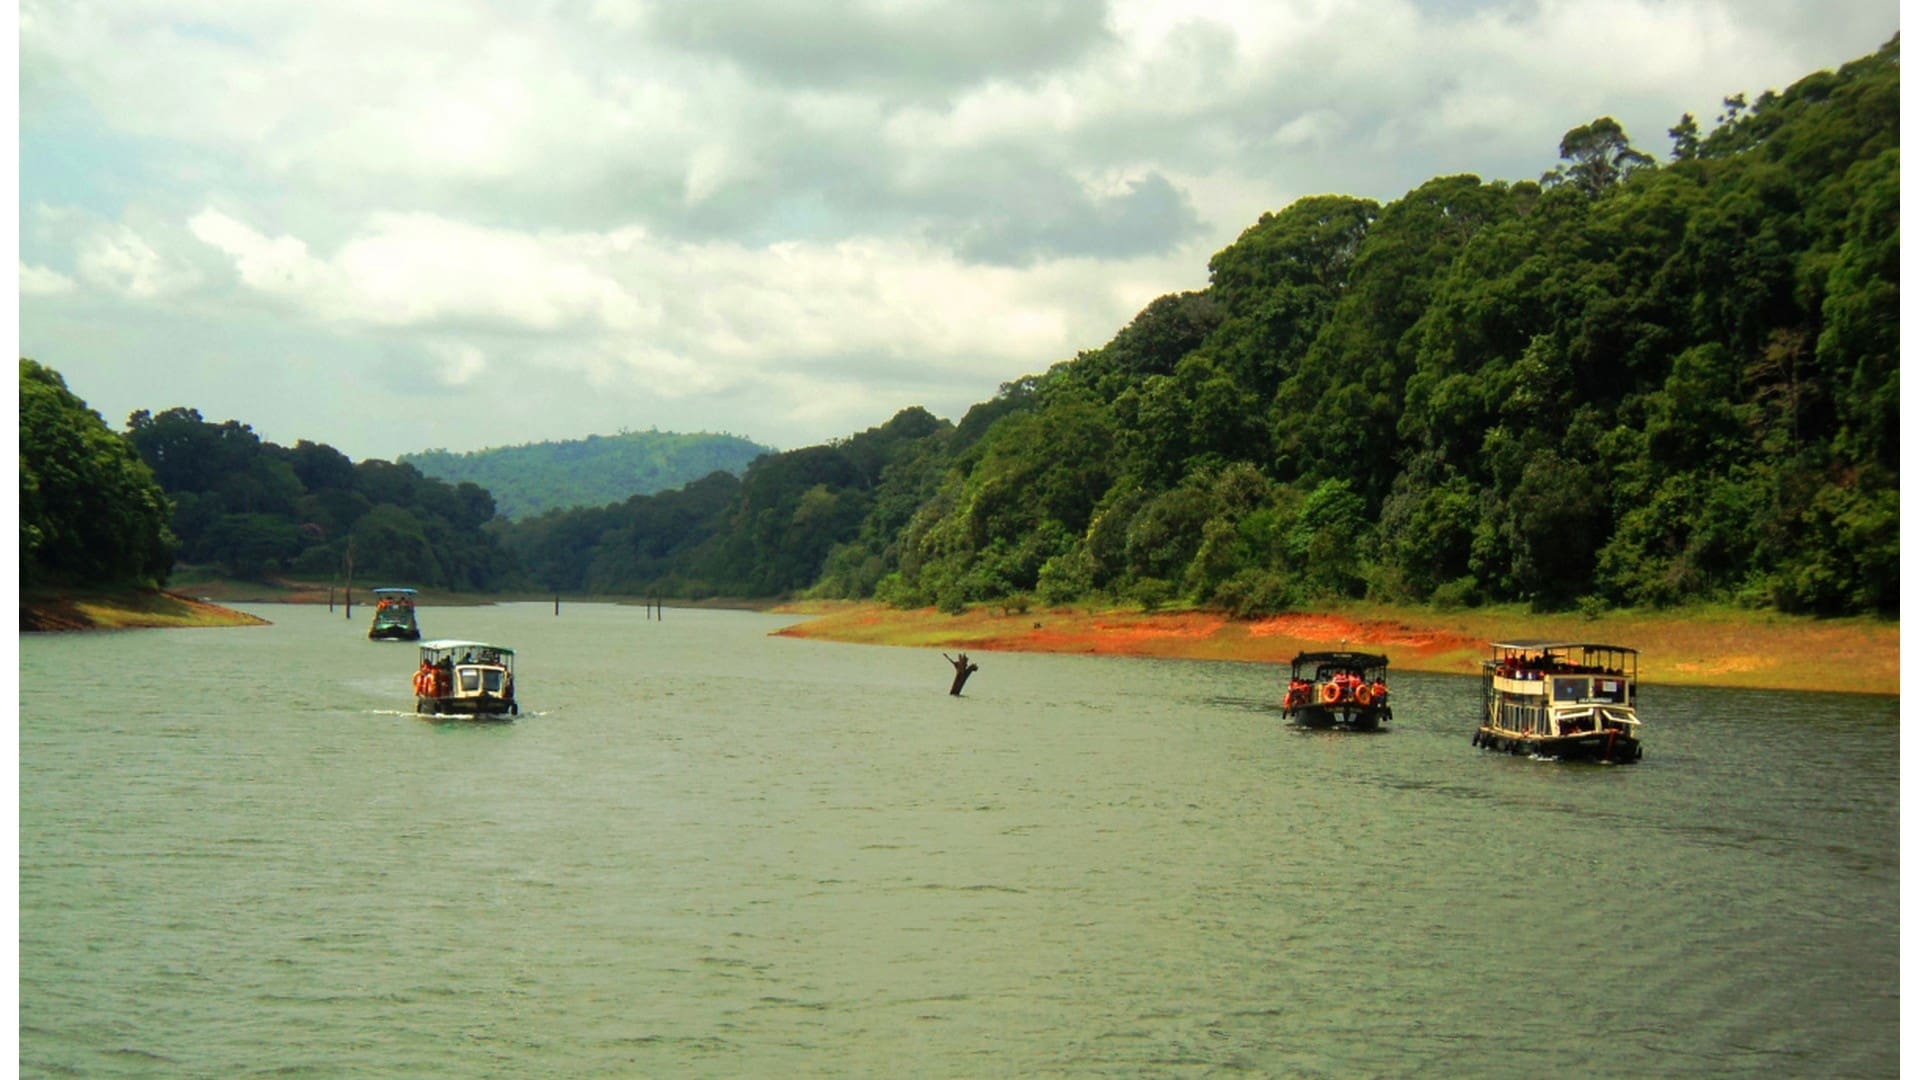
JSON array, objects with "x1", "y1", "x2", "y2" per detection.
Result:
[
  {"x1": 413, "y1": 652, "x2": 513, "y2": 700},
  {"x1": 1497, "y1": 654, "x2": 1613, "y2": 679},
  {"x1": 413, "y1": 656, "x2": 454, "y2": 697}
]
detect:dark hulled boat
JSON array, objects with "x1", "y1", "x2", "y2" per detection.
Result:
[
  {"x1": 368, "y1": 587, "x2": 422, "y2": 641},
  {"x1": 1282, "y1": 650, "x2": 1391, "y2": 731}
]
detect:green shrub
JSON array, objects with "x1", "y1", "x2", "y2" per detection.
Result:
[
  {"x1": 1132, "y1": 577, "x2": 1174, "y2": 612},
  {"x1": 1431, "y1": 576, "x2": 1481, "y2": 611},
  {"x1": 1213, "y1": 568, "x2": 1295, "y2": 618}
]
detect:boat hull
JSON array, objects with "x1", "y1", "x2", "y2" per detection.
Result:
[
  {"x1": 1473, "y1": 727, "x2": 1640, "y2": 763},
  {"x1": 370, "y1": 626, "x2": 421, "y2": 641},
  {"x1": 417, "y1": 695, "x2": 518, "y2": 719},
  {"x1": 1288, "y1": 705, "x2": 1391, "y2": 731}
]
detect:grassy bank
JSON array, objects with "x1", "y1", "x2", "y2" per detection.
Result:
[
  {"x1": 21, "y1": 585, "x2": 270, "y2": 632},
  {"x1": 773, "y1": 600, "x2": 1899, "y2": 696}
]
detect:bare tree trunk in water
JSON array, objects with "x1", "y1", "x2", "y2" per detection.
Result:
[{"x1": 944, "y1": 652, "x2": 979, "y2": 696}]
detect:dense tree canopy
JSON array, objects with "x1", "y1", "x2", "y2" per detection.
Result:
[
  {"x1": 120, "y1": 407, "x2": 517, "y2": 589},
  {"x1": 851, "y1": 37, "x2": 1899, "y2": 618},
  {"x1": 19, "y1": 360, "x2": 176, "y2": 587}
]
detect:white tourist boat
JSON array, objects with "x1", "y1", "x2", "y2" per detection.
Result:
[
  {"x1": 1473, "y1": 641, "x2": 1641, "y2": 762},
  {"x1": 413, "y1": 639, "x2": 518, "y2": 718}
]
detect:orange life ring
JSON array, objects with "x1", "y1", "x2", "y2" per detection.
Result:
[
  {"x1": 1319, "y1": 682, "x2": 1342, "y2": 705},
  {"x1": 1355, "y1": 685, "x2": 1373, "y2": 707}
]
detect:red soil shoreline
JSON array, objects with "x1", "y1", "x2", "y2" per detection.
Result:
[{"x1": 772, "y1": 601, "x2": 1898, "y2": 695}]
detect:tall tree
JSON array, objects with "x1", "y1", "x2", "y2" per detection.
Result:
[{"x1": 1542, "y1": 117, "x2": 1657, "y2": 195}]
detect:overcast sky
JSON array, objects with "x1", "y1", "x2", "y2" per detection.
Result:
[{"x1": 17, "y1": 0, "x2": 1900, "y2": 462}]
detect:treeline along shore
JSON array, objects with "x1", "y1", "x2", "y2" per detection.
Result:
[{"x1": 19, "y1": 41, "x2": 1898, "y2": 694}]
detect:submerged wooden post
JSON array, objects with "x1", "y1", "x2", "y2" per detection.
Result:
[
  {"x1": 328, "y1": 587, "x2": 334, "y2": 613},
  {"x1": 555, "y1": 594, "x2": 560, "y2": 615},
  {"x1": 944, "y1": 652, "x2": 979, "y2": 696}
]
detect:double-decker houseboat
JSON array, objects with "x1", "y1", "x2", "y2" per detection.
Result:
[
  {"x1": 1282, "y1": 650, "x2": 1392, "y2": 731},
  {"x1": 1474, "y1": 641, "x2": 1641, "y2": 762}
]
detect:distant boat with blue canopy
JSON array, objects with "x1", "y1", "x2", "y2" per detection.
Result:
[{"x1": 368, "y1": 587, "x2": 421, "y2": 641}]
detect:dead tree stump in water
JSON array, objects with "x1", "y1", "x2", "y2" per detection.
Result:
[{"x1": 944, "y1": 652, "x2": 979, "y2": 696}]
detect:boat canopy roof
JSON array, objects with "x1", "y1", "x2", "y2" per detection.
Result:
[
  {"x1": 373, "y1": 587, "x2": 418, "y2": 596},
  {"x1": 1290, "y1": 650, "x2": 1390, "y2": 668},
  {"x1": 1490, "y1": 640, "x2": 1637, "y2": 655},
  {"x1": 419, "y1": 639, "x2": 513, "y2": 658}
]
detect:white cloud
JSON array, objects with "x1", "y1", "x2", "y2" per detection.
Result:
[
  {"x1": 16, "y1": 0, "x2": 1901, "y2": 459},
  {"x1": 429, "y1": 342, "x2": 489, "y2": 387},
  {"x1": 18, "y1": 263, "x2": 75, "y2": 296},
  {"x1": 75, "y1": 223, "x2": 200, "y2": 299},
  {"x1": 188, "y1": 210, "x2": 327, "y2": 297},
  {"x1": 188, "y1": 208, "x2": 647, "y2": 333},
  {"x1": 334, "y1": 215, "x2": 647, "y2": 332},
  {"x1": 1268, "y1": 110, "x2": 1335, "y2": 150},
  {"x1": 175, "y1": 204, "x2": 1123, "y2": 399}
]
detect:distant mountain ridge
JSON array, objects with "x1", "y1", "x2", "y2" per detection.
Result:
[{"x1": 401, "y1": 430, "x2": 773, "y2": 520}]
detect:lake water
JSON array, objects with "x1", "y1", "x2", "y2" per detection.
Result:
[{"x1": 19, "y1": 602, "x2": 1899, "y2": 1077}]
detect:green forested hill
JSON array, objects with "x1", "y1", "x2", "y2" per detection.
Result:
[
  {"x1": 493, "y1": 38, "x2": 1898, "y2": 616},
  {"x1": 863, "y1": 39, "x2": 1898, "y2": 617},
  {"x1": 19, "y1": 363, "x2": 525, "y2": 592},
  {"x1": 119, "y1": 407, "x2": 519, "y2": 590},
  {"x1": 401, "y1": 431, "x2": 773, "y2": 520},
  {"x1": 498, "y1": 407, "x2": 952, "y2": 596}
]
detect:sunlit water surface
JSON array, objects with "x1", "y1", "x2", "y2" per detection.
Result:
[{"x1": 20, "y1": 603, "x2": 1898, "y2": 1077}]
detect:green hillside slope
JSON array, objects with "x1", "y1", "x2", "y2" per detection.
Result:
[{"x1": 402, "y1": 431, "x2": 773, "y2": 520}]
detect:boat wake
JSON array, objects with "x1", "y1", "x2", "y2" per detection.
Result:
[{"x1": 366, "y1": 708, "x2": 536, "y2": 722}]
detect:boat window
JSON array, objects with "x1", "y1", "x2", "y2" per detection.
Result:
[
  {"x1": 1552, "y1": 677, "x2": 1587, "y2": 702},
  {"x1": 483, "y1": 670, "x2": 502, "y2": 692},
  {"x1": 460, "y1": 670, "x2": 481, "y2": 692},
  {"x1": 1589, "y1": 677, "x2": 1628, "y2": 703}
]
